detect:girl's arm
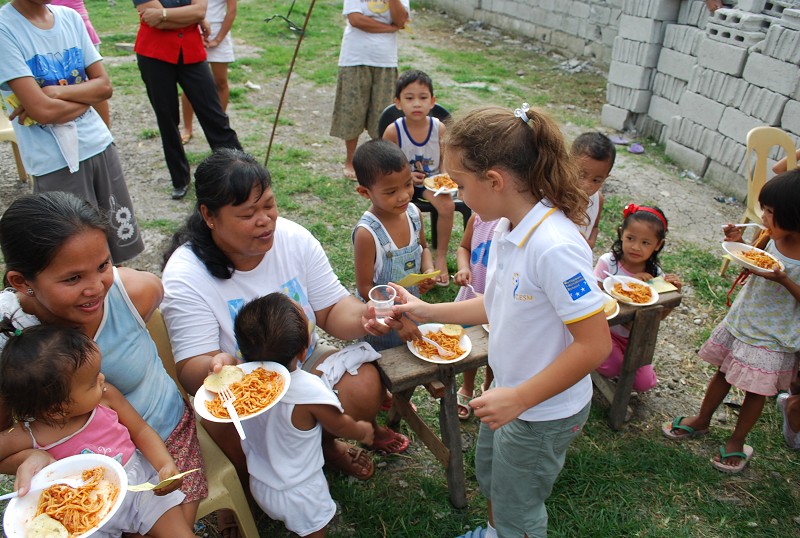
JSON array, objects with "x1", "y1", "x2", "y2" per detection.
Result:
[
  {"x1": 772, "y1": 148, "x2": 800, "y2": 174},
  {"x1": 138, "y1": 0, "x2": 207, "y2": 29},
  {"x1": 118, "y1": 267, "x2": 164, "y2": 323},
  {"x1": 104, "y1": 385, "x2": 183, "y2": 495},
  {"x1": 417, "y1": 207, "x2": 436, "y2": 294},
  {"x1": 353, "y1": 226, "x2": 379, "y2": 301},
  {"x1": 470, "y1": 313, "x2": 611, "y2": 428},
  {"x1": 207, "y1": 0, "x2": 237, "y2": 47},
  {"x1": 586, "y1": 192, "x2": 603, "y2": 250},
  {"x1": 306, "y1": 405, "x2": 374, "y2": 446},
  {"x1": 390, "y1": 284, "x2": 488, "y2": 326},
  {"x1": 453, "y1": 214, "x2": 476, "y2": 286}
]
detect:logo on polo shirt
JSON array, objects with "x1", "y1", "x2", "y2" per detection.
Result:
[
  {"x1": 512, "y1": 272, "x2": 533, "y2": 301},
  {"x1": 563, "y1": 273, "x2": 591, "y2": 301}
]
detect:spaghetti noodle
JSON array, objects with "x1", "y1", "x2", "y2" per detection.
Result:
[
  {"x1": 736, "y1": 249, "x2": 780, "y2": 270},
  {"x1": 34, "y1": 466, "x2": 119, "y2": 536},
  {"x1": 612, "y1": 282, "x2": 653, "y2": 304},
  {"x1": 426, "y1": 174, "x2": 458, "y2": 190},
  {"x1": 205, "y1": 367, "x2": 285, "y2": 419},
  {"x1": 414, "y1": 330, "x2": 464, "y2": 360}
]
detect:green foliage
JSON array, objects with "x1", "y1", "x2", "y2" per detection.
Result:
[{"x1": 138, "y1": 128, "x2": 159, "y2": 140}]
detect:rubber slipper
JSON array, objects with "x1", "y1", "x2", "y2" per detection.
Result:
[
  {"x1": 325, "y1": 444, "x2": 374, "y2": 480},
  {"x1": 608, "y1": 134, "x2": 630, "y2": 145},
  {"x1": 457, "y1": 390, "x2": 473, "y2": 421},
  {"x1": 369, "y1": 428, "x2": 410, "y2": 454},
  {"x1": 661, "y1": 416, "x2": 709, "y2": 440},
  {"x1": 711, "y1": 444, "x2": 753, "y2": 474},
  {"x1": 343, "y1": 167, "x2": 357, "y2": 181},
  {"x1": 181, "y1": 132, "x2": 192, "y2": 145},
  {"x1": 628, "y1": 143, "x2": 645, "y2": 154},
  {"x1": 435, "y1": 274, "x2": 450, "y2": 287}
]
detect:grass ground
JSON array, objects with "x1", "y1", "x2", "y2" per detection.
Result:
[{"x1": 1, "y1": 1, "x2": 798, "y2": 537}]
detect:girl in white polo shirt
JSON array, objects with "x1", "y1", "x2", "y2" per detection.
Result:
[{"x1": 391, "y1": 105, "x2": 612, "y2": 538}]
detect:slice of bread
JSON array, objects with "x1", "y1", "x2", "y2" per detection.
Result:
[
  {"x1": 27, "y1": 514, "x2": 68, "y2": 538},
  {"x1": 203, "y1": 365, "x2": 245, "y2": 393},
  {"x1": 440, "y1": 324, "x2": 464, "y2": 338}
]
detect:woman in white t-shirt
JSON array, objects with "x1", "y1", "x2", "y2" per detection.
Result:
[
  {"x1": 161, "y1": 149, "x2": 410, "y2": 484},
  {"x1": 330, "y1": 0, "x2": 409, "y2": 180}
]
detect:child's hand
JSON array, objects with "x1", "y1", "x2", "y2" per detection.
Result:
[
  {"x1": 388, "y1": 283, "x2": 434, "y2": 324},
  {"x1": 13, "y1": 450, "x2": 55, "y2": 497},
  {"x1": 664, "y1": 273, "x2": 683, "y2": 291},
  {"x1": 411, "y1": 171, "x2": 425, "y2": 185},
  {"x1": 470, "y1": 386, "x2": 527, "y2": 430},
  {"x1": 632, "y1": 272, "x2": 655, "y2": 282},
  {"x1": 418, "y1": 273, "x2": 436, "y2": 294},
  {"x1": 153, "y1": 462, "x2": 183, "y2": 496},
  {"x1": 453, "y1": 267, "x2": 472, "y2": 287},
  {"x1": 750, "y1": 267, "x2": 787, "y2": 283},
  {"x1": 357, "y1": 421, "x2": 375, "y2": 446},
  {"x1": 396, "y1": 316, "x2": 422, "y2": 342},
  {"x1": 722, "y1": 224, "x2": 744, "y2": 243}
]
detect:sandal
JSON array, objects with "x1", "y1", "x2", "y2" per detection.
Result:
[
  {"x1": 369, "y1": 427, "x2": 410, "y2": 454},
  {"x1": 216, "y1": 509, "x2": 240, "y2": 538},
  {"x1": 711, "y1": 444, "x2": 753, "y2": 474},
  {"x1": 661, "y1": 416, "x2": 709, "y2": 440},
  {"x1": 457, "y1": 389, "x2": 473, "y2": 420},
  {"x1": 343, "y1": 167, "x2": 357, "y2": 181},
  {"x1": 325, "y1": 443, "x2": 374, "y2": 480},
  {"x1": 181, "y1": 132, "x2": 192, "y2": 145}
]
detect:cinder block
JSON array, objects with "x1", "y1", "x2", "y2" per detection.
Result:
[
  {"x1": 623, "y1": 0, "x2": 681, "y2": 20},
  {"x1": 589, "y1": 4, "x2": 612, "y2": 25},
  {"x1": 711, "y1": 8, "x2": 772, "y2": 31},
  {"x1": 666, "y1": 140, "x2": 710, "y2": 175},
  {"x1": 570, "y1": 1, "x2": 591, "y2": 19},
  {"x1": 736, "y1": 0, "x2": 767, "y2": 13},
  {"x1": 739, "y1": 85, "x2": 788, "y2": 124},
  {"x1": 697, "y1": 36, "x2": 748, "y2": 75},
  {"x1": 612, "y1": 37, "x2": 663, "y2": 67},
  {"x1": 781, "y1": 100, "x2": 800, "y2": 137},
  {"x1": 663, "y1": 24, "x2": 704, "y2": 55},
  {"x1": 677, "y1": 0, "x2": 710, "y2": 28},
  {"x1": 635, "y1": 115, "x2": 667, "y2": 142},
  {"x1": 657, "y1": 48, "x2": 696, "y2": 81},
  {"x1": 743, "y1": 52, "x2": 800, "y2": 97},
  {"x1": 671, "y1": 117, "x2": 709, "y2": 148},
  {"x1": 678, "y1": 91, "x2": 726, "y2": 130},
  {"x1": 601, "y1": 104, "x2": 633, "y2": 131},
  {"x1": 647, "y1": 94, "x2": 680, "y2": 124},
  {"x1": 607, "y1": 84, "x2": 653, "y2": 113},
  {"x1": 763, "y1": 0, "x2": 798, "y2": 18},
  {"x1": 781, "y1": 8, "x2": 800, "y2": 31},
  {"x1": 618, "y1": 14, "x2": 665, "y2": 43},
  {"x1": 652, "y1": 73, "x2": 688, "y2": 102},
  {"x1": 714, "y1": 136, "x2": 747, "y2": 169},
  {"x1": 608, "y1": 61, "x2": 654, "y2": 89},
  {"x1": 705, "y1": 22, "x2": 768, "y2": 48},
  {"x1": 718, "y1": 107, "x2": 764, "y2": 144},
  {"x1": 687, "y1": 65, "x2": 748, "y2": 107},
  {"x1": 699, "y1": 129, "x2": 726, "y2": 158},
  {"x1": 705, "y1": 160, "x2": 747, "y2": 200}
]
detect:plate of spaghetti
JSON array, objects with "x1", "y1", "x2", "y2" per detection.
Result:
[
  {"x1": 3, "y1": 453, "x2": 127, "y2": 538},
  {"x1": 194, "y1": 362, "x2": 291, "y2": 424},
  {"x1": 408, "y1": 323, "x2": 472, "y2": 364},
  {"x1": 423, "y1": 173, "x2": 458, "y2": 194},
  {"x1": 722, "y1": 242, "x2": 784, "y2": 273},
  {"x1": 602, "y1": 275, "x2": 659, "y2": 306}
]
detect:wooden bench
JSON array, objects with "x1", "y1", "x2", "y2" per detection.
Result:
[{"x1": 373, "y1": 289, "x2": 682, "y2": 507}]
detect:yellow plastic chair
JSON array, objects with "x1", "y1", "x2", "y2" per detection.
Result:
[
  {"x1": 0, "y1": 113, "x2": 27, "y2": 182},
  {"x1": 145, "y1": 310, "x2": 261, "y2": 538},
  {"x1": 720, "y1": 126, "x2": 797, "y2": 275}
]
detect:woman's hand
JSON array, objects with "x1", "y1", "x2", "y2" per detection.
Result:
[
  {"x1": 141, "y1": 7, "x2": 165, "y2": 27},
  {"x1": 470, "y1": 387, "x2": 527, "y2": 430},
  {"x1": 664, "y1": 273, "x2": 683, "y2": 291},
  {"x1": 361, "y1": 304, "x2": 394, "y2": 336},
  {"x1": 14, "y1": 450, "x2": 55, "y2": 497},
  {"x1": 209, "y1": 352, "x2": 239, "y2": 374},
  {"x1": 388, "y1": 283, "x2": 434, "y2": 324},
  {"x1": 722, "y1": 223, "x2": 744, "y2": 243},
  {"x1": 153, "y1": 462, "x2": 182, "y2": 496}
]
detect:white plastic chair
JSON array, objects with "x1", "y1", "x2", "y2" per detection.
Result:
[
  {"x1": 0, "y1": 113, "x2": 27, "y2": 181},
  {"x1": 146, "y1": 310, "x2": 260, "y2": 538},
  {"x1": 720, "y1": 126, "x2": 797, "y2": 275}
]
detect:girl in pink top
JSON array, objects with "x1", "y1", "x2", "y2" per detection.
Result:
[
  {"x1": 453, "y1": 213, "x2": 499, "y2": 419},
  {"x1": 0, "y1": 324, "x2": 195, "y2": 538}
]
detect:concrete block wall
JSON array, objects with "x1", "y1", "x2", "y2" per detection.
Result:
[{"x1": 426, "y1": 0, "x2": 800, "y2": 199}]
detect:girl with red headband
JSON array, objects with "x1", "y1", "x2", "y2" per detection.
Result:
[{"x1": 593, "y1": 204, "x2": 682, "y2": 392}]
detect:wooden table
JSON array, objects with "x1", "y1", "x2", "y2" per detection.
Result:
[{"x1": 373, "y1": 289, "x2": 682, "y2": 507}]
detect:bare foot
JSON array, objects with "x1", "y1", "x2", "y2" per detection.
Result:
[{"x1": 343, "y1": 166, "x2": 357, "y2": 181}]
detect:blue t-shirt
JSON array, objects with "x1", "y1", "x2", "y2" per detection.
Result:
[{"x1": 0, "y1": 4, "x2": 111, "y2": 176}]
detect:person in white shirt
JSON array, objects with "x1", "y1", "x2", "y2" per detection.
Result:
[{"x1": 391, "y1": 105, "x2": 612, "y2": 538}]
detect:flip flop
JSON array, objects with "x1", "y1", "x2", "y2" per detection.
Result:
[
  {"x1": 711, "y1": 444, "x2": 753, "y2": 474},
  {"x1": 369, "y1": 428, "x2": 410, "y2": 454},
  {"x1": 628, "y1": 143, "x2": 645, "y2": 154},
  {"x1": 181, "y1": 132, "x2": 192, "y2": 145},
  {"x1": 343, "y1": 167, "x2": 357, "y2": 181},
  {"x1": 661, "y1": 416, "x2": 709, "y2": 440},
  {"x1": 608, "y1": 134, "x2": 630, "y2": 145},
  {"x1": 325, "y1": 444, "x2": 374, "y2": 480},
  {"x1": 457, "y1": 390, "x2": 473, "y2": 421},
  {"x1": 435, "y1": 274, "x2": 450, "y2": 287}
]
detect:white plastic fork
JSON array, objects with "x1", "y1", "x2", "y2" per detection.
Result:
[
  {"x1": 721, "y1": 223, "x2": 766, "y2": 230},
  {"x1": 219, "y1": 386, "x2": 246, "y2": 440},
  {"x1": 0, "y1": 477, "x2": 85, "y2": 501},
  {"x1": 433, "y1": 186, "x2": 447, "y2": 197},
  {"x1": 604, "y1": 270, "x2": 633, "y2": 291},
  {"x1": 419, "y1": 335, "x2": 457, "y2": 358}
]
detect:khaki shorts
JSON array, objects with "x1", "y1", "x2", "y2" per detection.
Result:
[
  {"x1": 475, "y1": 402, "x2": 590, "y2": 537},
  {"x1": 302, "y1": 341, "x2": 338, "y2": 373},
  {"x1": 330, "y1": 65, "x2": 397, "y2": 140}
]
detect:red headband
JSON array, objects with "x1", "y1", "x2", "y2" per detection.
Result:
[{"x1": 623, "y1": 203, "x2": 668, "y2": 232}]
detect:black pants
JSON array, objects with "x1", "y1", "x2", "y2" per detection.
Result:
[{"x1": 137, "y1": 53, "x2": 242, "y2": 188}]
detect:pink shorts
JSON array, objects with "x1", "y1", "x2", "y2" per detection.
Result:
[{"x1": 596, "y1": 331, "x2": 657, "y2": 393}]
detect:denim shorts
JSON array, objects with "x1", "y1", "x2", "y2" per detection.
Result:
[{"x1": 475, "y1": 402, "x2": 590, "y2": 537}]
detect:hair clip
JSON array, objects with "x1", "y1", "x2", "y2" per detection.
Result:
[
  {"x1": 14, "y1": 328, "x2": 21, "y2": 337},
  {"x1": 514, "y1": 102, "x2": 530, "y2": 123}
]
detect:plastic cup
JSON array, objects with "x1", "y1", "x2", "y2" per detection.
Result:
[{"x1": 368, "y1": 285, "x2": 397, "y2": 325}]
